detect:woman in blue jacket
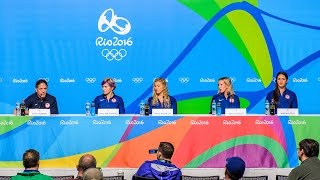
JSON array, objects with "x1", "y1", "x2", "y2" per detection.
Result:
[
  {"x1": 148, "y1": 78, "x2": 177, "y2": 114},
  {"x1": 94, "y1": 78, "x2": 125, "y2": 114},
  {"x1": 266, "y1": 71, "x2": 298, "y2": 109},
  {"x1": 210, "y1": 77, "x2": 240, "y2": 114}
]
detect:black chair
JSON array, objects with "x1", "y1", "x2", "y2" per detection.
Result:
[
  {"x1": 132, "y1": 175, "x2": 156, "y2": 180},
  {"x1": 181, "y1": 175, "x2": 220, "y2": 180},
  {"x1": 51, "y1": 175, "x2": 74, "y2": 180},
  {"x1": 240, "y1": 176, "x2": 268, "y2": 180},
  {"x1": 276, "y1": 175, "x2": 288, "y2": 180},
  {"x1": 103, "y1": 176, "x2": 124, "y2": 180},
  {"x1": 0, "y1": 176, "x2": 11, "y2": 180}
]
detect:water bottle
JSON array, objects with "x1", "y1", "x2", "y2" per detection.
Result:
[
  {"x1": 211, "y1": 101, "x2": 216, "y2": 115},
  {"x1": 15, "y1": 101, "x2": 21, "y2": 116},
  {"x1": 265, "y1": 100, "x2": 270, "y2": 115},
  {"x1": 216, "y1": 100, "x2": 222, "y2": 116},
  {"x1": 269, "y1": 99, "x2": 276, "y2": 115},
  {"x1": 90, "y1": 101, "x2": 95, "y2": 116},
  {"x1": 20, "y1": 99, "x2": 26, "y2": 116},
  {"x1": 85, "y1": 101, "x2": 90, "y2": 116},
  {"x1": 139, "y1": 100, "x2": 145, "y2": 116},
  {"x1": 144, "y1": 103, "x2": 150, "y2": 116}
]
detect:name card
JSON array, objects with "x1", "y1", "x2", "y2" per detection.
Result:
[
  {"x1": 225, "y1": 108, "x2": 247, "y2": 116},
  {"x1": 98, "y1": 109, "x2": 119, "y2": 116},
  {"x1": 277, "y1": 108, "x2": 299, "y2": 116},
  {"x1": 29, "y1": 109, "x2": 50, "y2": 116},
  {"x1": 152, "y1": 109, "x2": 174, "y2": 116}
]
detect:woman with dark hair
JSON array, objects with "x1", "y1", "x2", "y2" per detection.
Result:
[
  {"x1": 94, "y1": 78, "x2": 125, "y2": 114},
  {"x1": 266, "y1": 71, "x2": 298, "y2": 109}
]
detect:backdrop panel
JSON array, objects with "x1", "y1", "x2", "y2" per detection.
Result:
[{"x1": 0, "y1": 115, "x2": 318, "y2": 168}]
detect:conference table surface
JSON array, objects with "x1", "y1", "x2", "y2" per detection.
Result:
[{"x1": 0, "y1": 114, "x2": 318, "y2": 168}]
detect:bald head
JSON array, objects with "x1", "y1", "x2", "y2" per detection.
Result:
[
  {"x1": 83, "y1": 168, "x2": 103, "y2": 180},
  {"x1": 78, "y1": 154, "x2": 97, "y2": 171}
]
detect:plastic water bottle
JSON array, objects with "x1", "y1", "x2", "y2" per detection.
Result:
[
  {"x1": 139, "y1": 100, "x2": 145, "y2": 116},
  {"x1": 20, "y1": 99, "x2": 26, "y2": 116},
  {"x1": 211, "y1": 101, "x2": 216, "y2": 115},
  {"x1": 15, "y1": 101, "x2": 21, "y2": 116},
  {"x1": 269, "y1": 99, "x2": 276, "y2": 115},
  {"x1": 216, "y1": 100, "x2": 222, "y2": 116},
  {"x1": 85, "y1": 101, "x2": 90, "y2": 116},
  {"x1": 90, "y1": 101, "x2": 95, "y2": 116},
  {"x1": 265, "y1": 100, "x2": 270, "y2": 115}
]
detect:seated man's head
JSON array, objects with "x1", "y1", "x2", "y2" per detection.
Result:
[
  {"x1": 225, "y1": 157, "x2": 246, "y2": 180},
  {"x1": 77, "y1": 154, "x2": 97, "y2": 172},
  {"x1": 157, "y1": 142, "x2": 174, "y2": 161},
  {"x1": 298, "y1": 138, "x2": 319, "y2": 161},
  {"x1": 83, "y1": 168, "x2": 103, "y2": 180},
  {"x1": 23, "y1": 149, "x2": 40, "y2": 169}
]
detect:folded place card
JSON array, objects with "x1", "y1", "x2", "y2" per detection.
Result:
[
  {"x1": 277, "y1": 108, "x2": 299, "y2": 116},
  {"x1": 98, "y1": 109, "x2": 119, "y2": 116},
  {"x1": 152, "y1": 109, "x2": 174, "y2": 116},
  {"x1": 225, "y1": 108, "x2": 247, "y2": 116},
  {"x1": 28, "y1": 109, "x2": 50, "y2": 116}
]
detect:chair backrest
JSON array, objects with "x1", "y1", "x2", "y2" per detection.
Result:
[
  {"x1": 132, "y1": 175, "x2": 156, "y2": 180},
  {"x1": 240, "y1": 176, "x2": 268, "y2": 180},
  {"x1": 103, "y1": 176, "x2": 124, "y2": 180},
  {"x1": 52, "y1": 175, "x2": 75, "y2": 180},
  {"x1": 0, "y1": 176, "x2": 11, "y2": 180},
  {"x1": 276, "y1": 175, "x2": 288, "y2": 180},
  {"x1": 181, "y1": 175, "x2": 220, "y2": 180}
]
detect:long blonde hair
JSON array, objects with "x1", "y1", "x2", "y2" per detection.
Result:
[
  {"x1": 152, "y1": 78, "x2": 170, "y2": 106},
  {"x1": 217, "y1": 77, "x2": 235, "y2": 98}
]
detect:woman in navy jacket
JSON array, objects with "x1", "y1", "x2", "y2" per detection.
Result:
[
  {"x1": 266, "y1": 71, "x2": 298, "y2": 110},
  {"x1": 210, "y1": 77, "x2": 240, "y2": 114},
  {"x1": 94, "y1": 78, "x2": 125, "y2": 114},
  {"x1": 148, "y1": 78, "x2": 177, "y2": 114}
]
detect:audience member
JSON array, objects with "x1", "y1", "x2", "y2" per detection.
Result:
[
  {"x1": 74, "y1": 154, "x2": 97, "y2": 180},
  {"x1": 288, "y1": 138, "x2": 320, "y2": 180},
  {"x1": 134, "y1": 142, "x2": 182, "y2": 180},
  {"x1": 83, "y1": 168, "x2": 103, "y2": 180},
  {"x1": 11, "y1": 149, "x2": 52, "y2": 180},
  {"x1": 224, "y1": 157, "x2": 246, "y2": 180}
]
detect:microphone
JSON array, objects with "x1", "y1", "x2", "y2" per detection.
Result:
[{"x1": 162, "y1": 96, "x2": 165, "y2": 108}]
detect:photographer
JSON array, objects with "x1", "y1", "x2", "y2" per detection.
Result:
[{"x1": 133, "y1": 142, "x2": 182, "y2": 180}]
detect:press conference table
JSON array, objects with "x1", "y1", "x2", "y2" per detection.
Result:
[{"x1": 0, "y1": 114, "x2": 319, "y2": 168}]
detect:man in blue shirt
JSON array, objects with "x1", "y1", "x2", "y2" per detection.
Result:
[
  {"x1": 19, "y1": 79, "x2": 59, "y2": 114},
  {"x1": 134, "y1": 142, "x2": 182, "y2": 180}
]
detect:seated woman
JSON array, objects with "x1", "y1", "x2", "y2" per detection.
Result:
[
  {"x1": 210, "y1": 77, "x2": 240, "y2": 114},
  {"x1": 266, "y1": 71, "x2": 298, "y2": 110},
  {"x1": 147, "y1": 78, "x2": 177, "y2": 114},
  {"x1": 94, "y1": 78, "x2": 125, "y2": 114}
]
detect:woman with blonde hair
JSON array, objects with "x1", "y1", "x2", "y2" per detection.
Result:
[
  {"x1": 210, "y1": 77, "x2": 240, "y2": 114},
  {"x1": 94, "y1": 78, "x2": 125, "y2": 114},
  {"x1": 147, "y1": 78, "x2": 177, "y2": 114}
]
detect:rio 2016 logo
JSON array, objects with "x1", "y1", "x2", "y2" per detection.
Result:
[{"x1": 96, "y1": 9, "x2": 133, "y2": 61}]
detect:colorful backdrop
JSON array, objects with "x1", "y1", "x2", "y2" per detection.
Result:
[
  {"x1": 1, "y1": 0, "x2": 320, "y2": 114},
  {"x1": 0, "y1": 115, "x2": 318, "y2": 168}
]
